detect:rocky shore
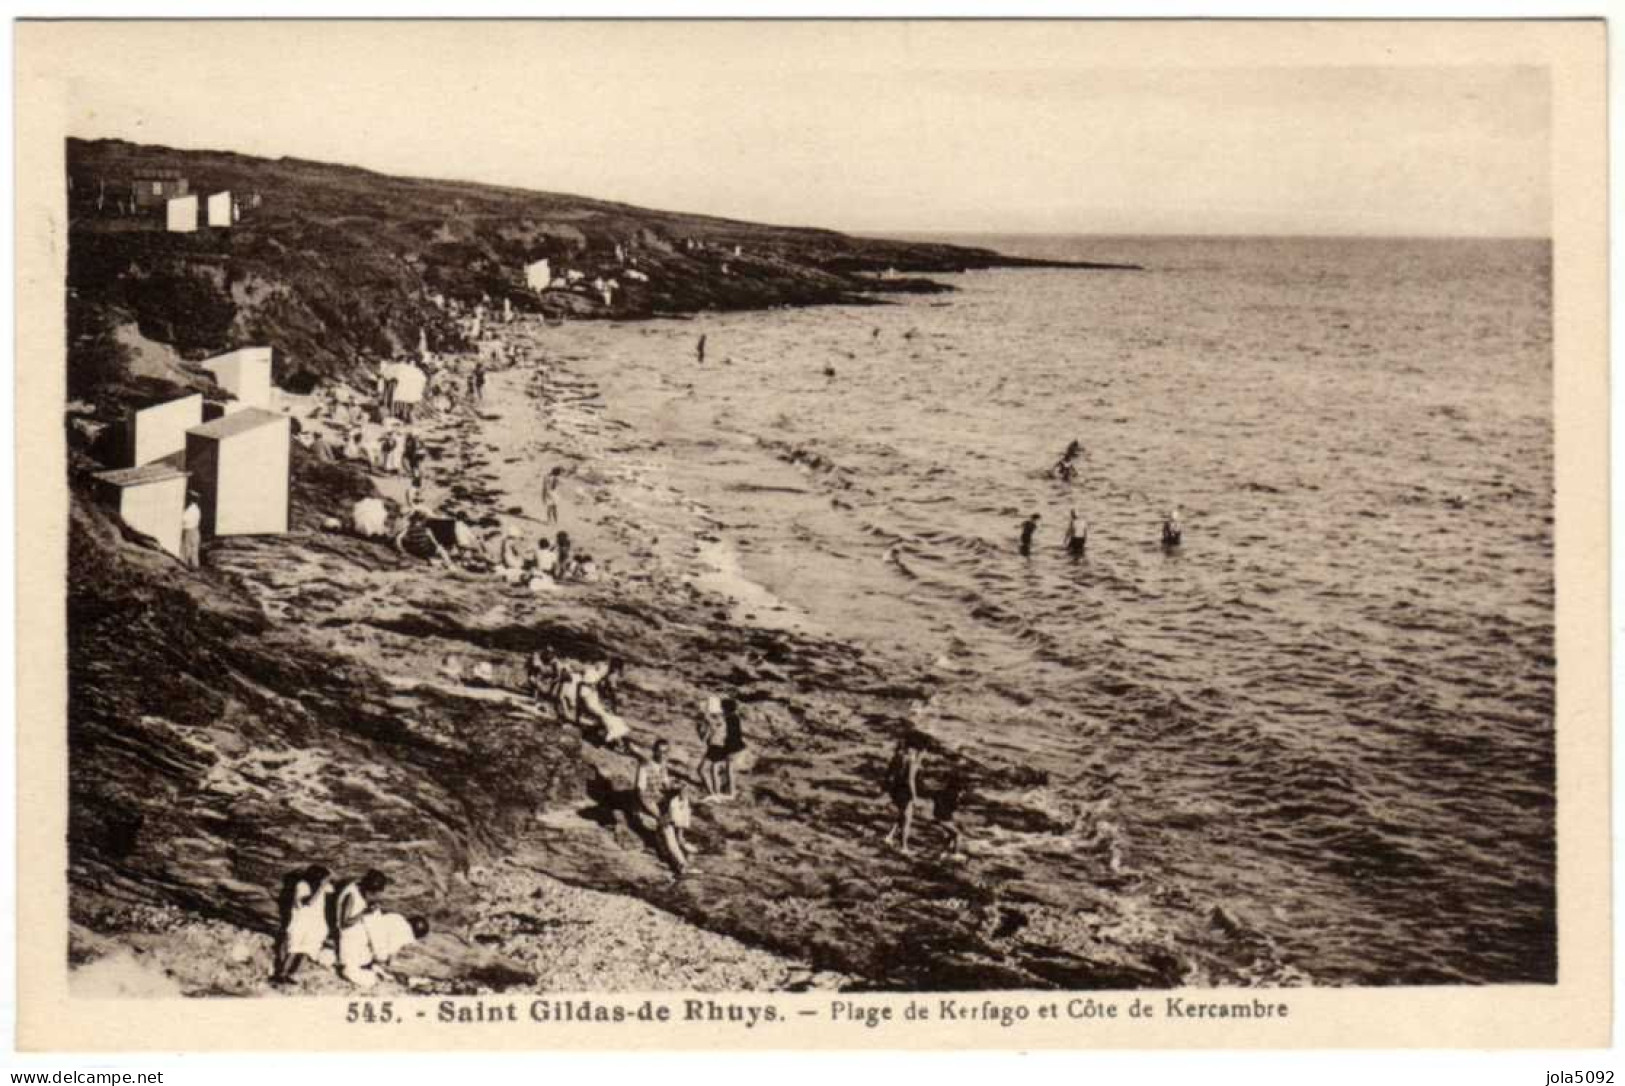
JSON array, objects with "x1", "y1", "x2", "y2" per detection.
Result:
[{"x1": 70, "y1": 309, "x2": 1203, "y2": 997}]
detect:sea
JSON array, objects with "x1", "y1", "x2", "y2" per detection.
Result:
[{"x1": 554, "y1": 235, "x2": 1554, "y2": 986}]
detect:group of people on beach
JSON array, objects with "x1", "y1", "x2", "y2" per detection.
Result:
[
  {"x1": 314, "y1": 364, "x2": 612, "y2": 589},
  {"x1": 278, "y1": 318, "x2": 1001, "y2": 995},
  {"x1": 272, "y1": 866, "x2": 428, "y2": 990},
  {"x1": 521, "y1": 645, "x2": 750, "y2": 878}
]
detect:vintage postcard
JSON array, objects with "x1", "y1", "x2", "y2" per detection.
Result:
[{"x1": 13, "y1": 19, "x2": 1609, "y2": 1050}]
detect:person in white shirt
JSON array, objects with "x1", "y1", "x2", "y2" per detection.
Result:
[
  {"x1": 181, "y1": 493, "x2": 202, "y2": 569},
  {"x1": 273, "y1": 864, "x2": 332, "y2": 985}
]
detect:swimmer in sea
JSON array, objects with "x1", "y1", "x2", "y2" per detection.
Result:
[
  {"x1": 1019, "y1": 513, "x2": 1040, "y2": 557},
  {"x1": 1161, "y1": 507, "x2": 1183, "y2": 548},
  {"x1": 1053, "y1": 439, "x2": 1083, "y2": 480}
]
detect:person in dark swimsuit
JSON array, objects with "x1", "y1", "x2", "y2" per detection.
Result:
[
  {"x1": 698, "y1": 696, "x2": 747, "y2": 801},
  {"x1": 882, "y1": 732, "x2": 929, "y2": 854},
  {"x1": 934, "y1": 774, "x2": 968, "y2": 856},
  {"x1": 1019, "y1": 513, "x2": 1040, "y2": 557},
  {"x1": 555, "y1": 530, "x2": 572, "y2": 576}
]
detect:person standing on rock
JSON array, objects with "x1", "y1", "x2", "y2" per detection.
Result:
[
  {"x1": 542, "y1": 466, "x2": 564, "y2": 524},
  {"x1": 697, "y1": 696, "x2": 747, "y2": 803},
  {"x1": 180, "y1": 492, "x2": 203, "y2": 570},
  {"x1": 272, "y1": 864, "x2": 332, "y2": 985},
  {"x1": 696, "y1": 334, "x2": 707, "y2": 365},
  {"x1": 883, "y1": 731, "x2": 929, "y2": 855}
]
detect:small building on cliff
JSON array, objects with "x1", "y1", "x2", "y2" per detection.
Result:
[
  {"x1": 92, "y1": 461, "x2": 190, "y2": 558},
  {"x1": 206, "y1": 191, "x2": 235, "y2": 228},
  {"x1": 165, "y1": 195, "x2": 199, "y2": 233},
  {"x1": 200, "y1": 347, "x2": 275, "y2": 409},
  {"x1": 185, "y1": 408, "x2": 291, "y2": 537},
  {"x1": 131, "y1": 169, "x2": 188, "y2": 210},
  {"x1": 525, "y1": 258, "x2": 553, "y2": 294},
  {"x1": 123, "y1": 393, "x2": 203, "y2": 468}
]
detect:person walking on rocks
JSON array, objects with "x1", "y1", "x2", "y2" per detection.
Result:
[
  {"x1": 882, "y1": 731, "x2": 929, "y2": 855},
  {"x1": 403, "y1": 430, "x2": 424, "y2": 477}
]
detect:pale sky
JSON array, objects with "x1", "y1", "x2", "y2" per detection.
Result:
[{"x1": 38, "y1": 22, "x2": 1551, "y2": 237}]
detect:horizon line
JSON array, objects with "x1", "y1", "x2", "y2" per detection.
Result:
[{"x1": 859, "y1": 229, "x2": 1554, "y2": 243}]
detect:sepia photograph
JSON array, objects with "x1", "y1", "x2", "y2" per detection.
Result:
[{"x1": 12, "y1": 17, "x2": 1609, "y2": 1052}]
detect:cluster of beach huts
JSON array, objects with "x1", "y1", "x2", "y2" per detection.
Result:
[
  {"x1": 520, "y1": 236, "x2": 668, "y2": 309},
  {"x1": 92, "y1": 347, "x2": 291, "y2": 561},
  {"x1": 124, "y1": 169, "x2": 259, "y2": 232},
  {"x1": 523, "y1": 257, "x2": 625, "y2": 307}
]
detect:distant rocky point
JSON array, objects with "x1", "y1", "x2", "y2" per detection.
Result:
[{"x1": 66, "y1": 137, "x2": 1137, "y2": 398}]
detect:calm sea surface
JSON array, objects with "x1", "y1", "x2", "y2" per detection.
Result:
[{"x1": 560, "y1": 235, "x2": 1554, "y2": 985}]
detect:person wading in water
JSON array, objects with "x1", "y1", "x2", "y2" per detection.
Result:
[{"x1": 1019, "y1": 513, "x2": 1041, "y2": 557}]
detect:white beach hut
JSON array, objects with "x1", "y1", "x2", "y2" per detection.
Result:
[
  {"x1": 392, "y1": 363, "x2": 427, "y2": 407},
  {"x1": 199, "y1": 347, "x2": 275, "y2": 409},
  {"x1": 124, "y1": 393, "x2": 203, "y2": 467},
  {"x1": 166, "y1": 195, "x2": 199, "y2": 233},
  {"x1": 92, "y1": 461, "x2": 190, "y2": 557},
  {"x1": 206, "y1": 191, "x2": 234, "y2": 228},
  {"x1": 185, "y1": 408, "x2": 291, "y2": 537}
]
